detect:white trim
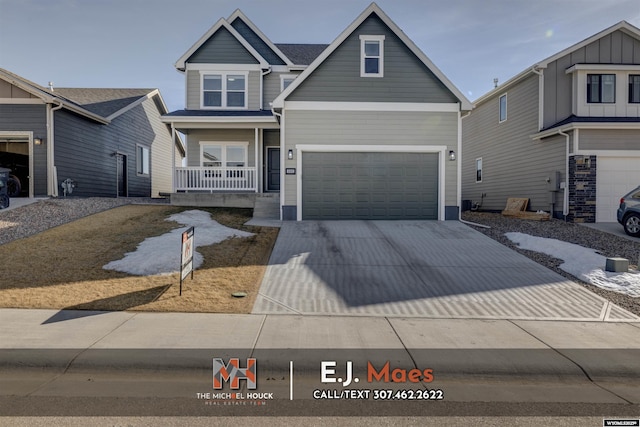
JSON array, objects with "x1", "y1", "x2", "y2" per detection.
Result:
[
  {"x1": 294, "y1": 144, "x2": 447, "y2": 221},
  {"x1": 271, "y1": 3, "x2": 472, "y2": 110},
  {"x1": 279, "y1": 110, "x2": 285, "y2": 220},
  {"x1": 186, "y1": 63, "x2": 261, "y2": 72},
  {"x1": 499, "y1": 93, "x2": 507, "y2": 123},
  {"x1": 0, "y1": 98, "x2": 43, "y2": 104},
  {"x1": 284, "y1": 101, "x2": 460, "y2": 112},
  {"x1": 566, "y1": 64, "x2": 640, "y2": 74},
  {"x1": 199, "y1": 71, "x2": 249, "y2": 110},
  {"x1": 254, "y1": 128, "x2": 259, "y2": 193},
  {"x1": 174, "y1": 18, "x2": 268, "y2": 71},
  {"x1": 532, "y1": 121, "x2": 640, "y2": 140},
  {"x1": 360, "y1": 35, "x2": 385, "y2": 78},
  {"x1": 106, "y1": 90, "x2": 160, "y2": 121}
]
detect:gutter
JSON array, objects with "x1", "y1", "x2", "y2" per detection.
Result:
[
  {"x1": 260, "y1": 67, "x2": 272, "y2": 110},
  {"x1": 558, "y1": 130, "x2": 570, "y2": 218}
]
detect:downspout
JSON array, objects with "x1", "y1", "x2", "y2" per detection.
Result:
[
  {"x1": 47, "y1": 99, "x2": 64, "y2": 197},
  {"x1": 558, "y1": 130, "x2": 570, "y2": 219},
  {"x1": 260, "y1": 67, "x2": 272, "y2": 110}
]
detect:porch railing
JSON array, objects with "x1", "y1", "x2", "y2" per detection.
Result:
[{"x1": 175, "y1": 167, "x2": 256, "y2": 192}]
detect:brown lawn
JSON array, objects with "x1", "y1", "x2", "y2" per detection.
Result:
[{"x1": 0, "y1": 205, "x2": 278, "y2": 313}]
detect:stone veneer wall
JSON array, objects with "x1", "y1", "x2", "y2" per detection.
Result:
[{"x1": 567, "y1": 155, "x2": 597, "y2": 223}]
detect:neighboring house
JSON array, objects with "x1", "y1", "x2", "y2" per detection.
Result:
[
  {"x1": 462, "y1": 21, "x2": 640, "y2": 223},
  {"x1": 0, "y1": 68, "x2": 184, "y2": 199},
  {"x1": 162, "y1": 3, "x2": 471, "y2": 220}
]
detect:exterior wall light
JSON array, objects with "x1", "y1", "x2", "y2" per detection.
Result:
[
  {"x1": 449, "y1": 150, "x2": 456, "y2": 161},
  {"x1": 34, "y1": 138, "x2": 43, "y2": 145},
  {"x1": 288, "y1": 149, "x2": 293, "y2": 160}
]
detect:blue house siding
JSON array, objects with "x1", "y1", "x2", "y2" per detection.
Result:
[
  {"x1": 0, "y1": 104, "x2": 48, "y2": 196},
  {"x1": 54, "y1": 104, "x2": 154, "y2": 197}
]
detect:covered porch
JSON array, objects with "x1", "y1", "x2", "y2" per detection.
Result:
[{"x1": 161, "y1": 110, "x2": 281, "y2": 194}]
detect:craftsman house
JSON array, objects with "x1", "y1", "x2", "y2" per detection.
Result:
[
  {"x1": 462, "y1": 21, "x2": 640, "y2": 223},
  {"x1": 162, "y1": 3, "x2": 471, "y2": 220},
  {"x1": 0, "y1": 68, "x2": 183, "y2": 199}
]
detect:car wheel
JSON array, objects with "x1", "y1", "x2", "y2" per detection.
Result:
[
  {"x1": 7, "y1": 175, "x2": 21, "y2": 197},
  {"x1": 623, "y1": 213, "x2": 640, "y2": 237},
  {"x1": 0, "y1": 194, "x2": 8, "y2": 209}
]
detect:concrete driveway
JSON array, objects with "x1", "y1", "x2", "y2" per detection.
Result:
[{"x1": 253, "y1": 221, "x2": 639, "y2": 321}]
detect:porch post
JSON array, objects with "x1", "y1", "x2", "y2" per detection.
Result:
[
  {"x1": 254, "y1": 127, "x2": 259, "y2": 193},
  {"x1": 171, "y1": 123, "x2": 176, "y2": 193}
]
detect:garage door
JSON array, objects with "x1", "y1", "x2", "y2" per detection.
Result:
[
  {"x1": 302, "y1": 152, "x2": 439, "y2": 220},
  {"x1": 596, "y1": 157, "x2": 640, "y2": 222}
]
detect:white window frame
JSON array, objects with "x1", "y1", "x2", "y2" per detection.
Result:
[
  {"x1": 199, "y1": 141, "x2": 249, "y2": 168},
  {"x1": 475, "y1": 158, "x2": 482, "y2": 183},
  {"x1": 280, "y1": 74, "x2": 297, "y2": 92},
  {"x1": 136, "y1": 144, "x2": 150, "y2": 176},
  {"x1": 200, "y1": 71, "x2": 249, "y2": 109},
  {"x1": 499, "y1": 94, "x2": 507, "y2": 123},
  {"x1": 360, "y1": 35, "x2": 385, "y2": 78}
]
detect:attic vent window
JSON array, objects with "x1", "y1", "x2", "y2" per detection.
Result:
[{"x1": 360, "y1": 35, "x2": 385, "y2": 77}]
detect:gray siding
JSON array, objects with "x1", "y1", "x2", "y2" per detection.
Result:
[
  {"x1": 0, "y1": 81, "x2": 38, "y2": 99},
  {"x1": 186, "y1": 70, "x2": 261, "y2": 110},
  {"x1": 287, "y1": 14, "x2": 458, "y2": 103},
  {"x1": 186, "y1": 129, "x2": 257, "y2": 168},
  {"x1": 187, "y1": 27, "x2": 259, "y2": 64},
  {"x1": 263, "y1": 72, "x2": 301, "y2": 108},
  {"x1": 462, "y1": 74, "x2": 566, "y2": 213},
  {"x1": 54, "y1": 103, "x2": 156, "y2": 197},
  {"x1": 579, "y1": 129, "x2": 640, "y2": 151},
  {"x1": 543, "y1": 29, "x2": 640, "y2": 128},
  {"x1": 144, "y1": 96, "x2": 175, "y2": 197},
  {"x1": 283, "y1": 110, "x2": 458, "y2": 206},
  {"x1": 0, "y1": 104, "x2": 47, "y2": 196}
]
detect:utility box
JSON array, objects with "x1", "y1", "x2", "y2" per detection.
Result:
[{"x1": 0, "y1": 167, "x2": 10, "y2": 209}]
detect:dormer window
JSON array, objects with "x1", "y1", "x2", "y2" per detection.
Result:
[
  {"x1": 587, "y1": 74, "x2": 615, "y2": 103},
  {"x1": 202, "y1": 72, "x2": 247, "y2": 109},
  {"x1": 360, "y1": 35, "x2": 385, "y2": 77}
]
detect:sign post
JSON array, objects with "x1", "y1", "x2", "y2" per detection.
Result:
[{"x1": 180, "y1": 226, "x2": 194, "y2": 296}]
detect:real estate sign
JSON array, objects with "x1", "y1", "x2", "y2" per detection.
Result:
[{"x1": 180, "y1": 226, "x2": 194, "y2": 295}]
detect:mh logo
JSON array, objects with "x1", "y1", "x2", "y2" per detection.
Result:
[{"x1": 213, "y1": 358, "x2": 257, "y2": 390}]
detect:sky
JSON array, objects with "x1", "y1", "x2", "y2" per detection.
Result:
[{"x1": 1, "y1": 0, "x2": 640, "y2": 112}]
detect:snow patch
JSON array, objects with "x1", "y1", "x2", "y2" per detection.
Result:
[
  {"x1": 103, "y1": 210, "x2": 253, "y2": 276},
  {"x1": 506, "y1": 232, "x2": 640, "y2": 298}
]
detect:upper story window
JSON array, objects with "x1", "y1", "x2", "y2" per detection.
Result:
[
  {"x1": 280, "y1": 75, "x2": 297, "y2": 92},
  {"x1": 587, "y1": 74, "x2": 615, "y2": 103},
  {"x1": 202, "y1": 72, "x2": 247, "y2": 109},
  {"x1": 499, "y1": 94, "x2": 507, "y2": 122},
  {"x1": 360, "y1": 35, "x2": 385, "y2": 77},
  {"x1": 629, "y1": 75, "x2": 640, "y2": 103},
  {"x1": 136, "y1": 145, "x2": 149, "y2": 176}
]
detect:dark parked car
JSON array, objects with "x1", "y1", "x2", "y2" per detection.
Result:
[
  {"x1": 0, "y1": 152, "x2": 28, "y2": 197},
  {"x1": 617, "y1": 185, "x2": 640, "y2": 237}
]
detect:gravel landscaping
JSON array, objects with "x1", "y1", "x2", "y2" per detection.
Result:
[
  {"x1": 0, "y1": 197, "x2": 168, "y2": 246},
  {"x1": 462, "y1": 211, "x2": 640, "y2": 316}
]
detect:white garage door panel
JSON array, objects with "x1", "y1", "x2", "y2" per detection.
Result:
[{"x1": 596, "y1": 157, "x2": 640, "y2": 222}]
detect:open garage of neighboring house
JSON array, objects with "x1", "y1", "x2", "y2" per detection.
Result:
[
  {"x1": 0, "y1": 134, "x2": 31, "y2": 198},
  {"x1": 301, "y1": 151, "x2": 439, "y2": 220},
  {"x1": 596, "y1": 156, "x2": 640, "y2": 222}
]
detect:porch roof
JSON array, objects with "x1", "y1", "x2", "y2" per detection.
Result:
[{"x1": 161, "y1": 109, "x2": 279, "y2": 129}]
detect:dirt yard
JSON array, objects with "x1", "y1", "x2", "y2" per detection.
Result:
[{"x1": 0, "y1": 205, "x2": 279, "y2": 313}]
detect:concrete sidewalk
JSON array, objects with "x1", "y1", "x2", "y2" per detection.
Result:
[{"x1": 1, "y1": 309, "x2": 639, "y2": 406}]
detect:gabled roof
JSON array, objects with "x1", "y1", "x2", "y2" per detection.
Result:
[
  {"x1": 474, "y1": 20, "x2": 640, "y2": 106},
  {"x1": 227, "y1": 9, "x2": 293, "y2": 67},
  {"x1": 174, "y1": 18, "x2": 269, "y2": 71},
  {"x1": 0, "y1": 68, "x2": 173, "y2": 123},
  {"x1": 272, "y1": 2, "x2": 472, "y2": 110}
]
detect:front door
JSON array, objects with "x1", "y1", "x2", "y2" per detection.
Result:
[
  {"x1": 266, "y1": 148, "x2": 280, "y2": 192},
  {"x1": 116, "y1": 154, "x2": 127, "y2": 197}
]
